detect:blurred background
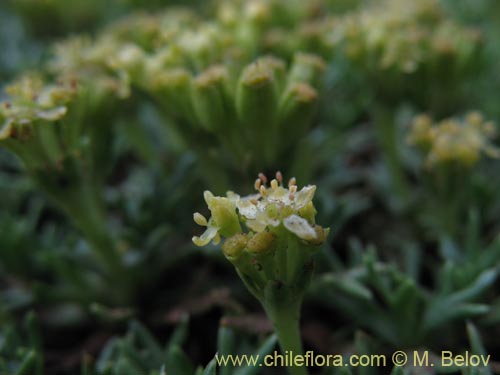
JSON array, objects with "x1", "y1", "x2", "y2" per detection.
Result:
[{"x1": 1, "y1": 0, "x2": 500, "y2": 374}]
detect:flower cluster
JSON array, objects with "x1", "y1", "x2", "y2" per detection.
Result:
[
  {"x1": 193, "y1": 173, "x2": 328, "y2": 299},
  {"x1": 0, "y1": 75, "x2": 77, "y2": 166},
  {"x1": 144, "y1": 53, "x2": 325, "y2": 167},
  {"x1": 317, "y1": 0, "x2": 482, "y2": 107},
  {"x1": 324, "y1": 0, "x2": 480, "y2": 72},
  {"x1": 38, "y1": 7, "x2": 326, "y2": 179},
  {"x1": 214, "y1": 0, "x2": 330, "y2": 58},
  {"x1": 408, "y1": 112, "x2": 499, "y2": 168},
  {"x1": 49, "y1": 36, "x2": 133, "y2": 100}
]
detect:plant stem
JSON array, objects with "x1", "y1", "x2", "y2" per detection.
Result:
[{"x1": 265, "y1": 300, "x2": 309, "y2": 375}]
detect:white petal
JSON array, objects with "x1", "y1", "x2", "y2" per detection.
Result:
[
  {"x1": 226, "y1": 191, "x2": 240, "y2": 203},
  {"x1": 192, "y1": 226, "x2": 219, "y2": 246},
  {"x1": 283, "y1": 214, "x2": 317, "y2": 241},
  {"x1": 294, "y1": 185, "x2": 316, "y2": 209},
  {"x1": 203, "y1": 190, "x2": 214, "y2": 205},
  {"x1": 36, "y1": 106, "x2": 67, "y2": 121},
  {"x1": 237, "y1": 199, "x2": 258, "y2": 219}
]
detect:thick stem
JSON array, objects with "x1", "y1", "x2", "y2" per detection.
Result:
[{"x1": 265, "y1": 301, "x2": 309, "y2": 375}]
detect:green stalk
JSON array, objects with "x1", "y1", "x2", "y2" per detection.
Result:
[{"x1": 264, "y1": 300, "x2": 309, "y2": 375}]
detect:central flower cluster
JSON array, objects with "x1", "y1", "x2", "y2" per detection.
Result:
[{"x1": 193, "y1": 172, "x2": 325, "y2": 250}]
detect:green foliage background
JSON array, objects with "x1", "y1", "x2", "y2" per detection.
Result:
[{"x1": 0, "y1": 0, "x2": 500, "y2": 374}]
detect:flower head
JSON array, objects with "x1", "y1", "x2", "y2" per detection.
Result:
[
  {"x1": 408, "y1": 111, "x2": 499, "y2": 168},
  {"x1": 193, "y1": 172, "x2": 325, "y2": 246},
  {"x1": 0, "y1": 74, "x2": 77, "y2": 143}
]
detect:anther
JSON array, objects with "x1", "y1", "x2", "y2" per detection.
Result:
[
  {"x1": 288, "y1": 177, "x2": 296, "y2": 188},
  {"x1": 193, "y1": 212, "x2": 208, "y2": 226},
  {"x1": 258, "y1": 172, "x2": 268, "y2": 184},
  {"x1": 276, "y1": 171, "x2": 283, "y2": 183},
  {"x1": 270, "y1": 179, "x2": 278, "y2": 189}
]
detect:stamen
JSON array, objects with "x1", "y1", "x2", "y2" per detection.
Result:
[
  {"x1": 270, "y1": 179, "x2": 278, "y2": 189},
  {"x1": 250, "y1": 198, "x2": 258, "y2": 205},
  {"x1": 258, "y1": 172, "x2": 268, "y2": 184},
  {"x1": 289, "y1": 185, "x2": 297, "y2": 194},
  {"x1": 289, "y1": 193, "x2": 295, "y2": 201},
  {"x1": 276, "y1": 171, "x2": 283, "y2": 183},
  {"x1": 254, "y1": 178, "x2": 261, "y2": 191},
  {"x1": 193, "y1": 212, "x2": 208, "y2": 226},
  {"x1": 288, "y1": 177, "x2": 296, "y2": 188}
]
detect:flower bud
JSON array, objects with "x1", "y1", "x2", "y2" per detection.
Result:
[
  {"x1": 192, "y1": 65, "x2": 234, "y2": 132},
  {"x1": 277, "y1": 83, "x2": 318, "y2": 141},
  {"x1": 222, "y1": 233, "x2": 248, "y2": 260},
  {"x1": 247, "y1": 231, "x2": 276, "y2": 254},
  {"x1": 287, "y1": 53, "x2": 326, "y2": 90},
  {"x1": 235, "y1": 58, "x2": 280, "y2": 132},
  {"x1": 149, "y1": 68, "x2": 196, "y2": 123}
]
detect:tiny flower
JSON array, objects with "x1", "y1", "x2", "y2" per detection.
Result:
[{"x1": 192, "y1": 191, "x2": 241, "y2": 246}]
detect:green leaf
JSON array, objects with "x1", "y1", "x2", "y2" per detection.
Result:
[
  {"x1": 14, "y1": 350, "x2": 36, "y2": 375},
  {"x1": 236, "y1": 334, "x2": 278, "y2": 375},
  {"x1": 165, "y1": 345, "x2": 195, "y2": 375},
  {"x1": 202, "y1": 358, "x2": 217, "y2": 375}
]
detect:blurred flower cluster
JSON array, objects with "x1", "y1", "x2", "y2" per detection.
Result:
[
  {"x1": 408, "y1": 112, "x2": 498, "y2": 168},
  {"x1": 319, "y1": 0, "x2": 482, "y2": 110}
]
